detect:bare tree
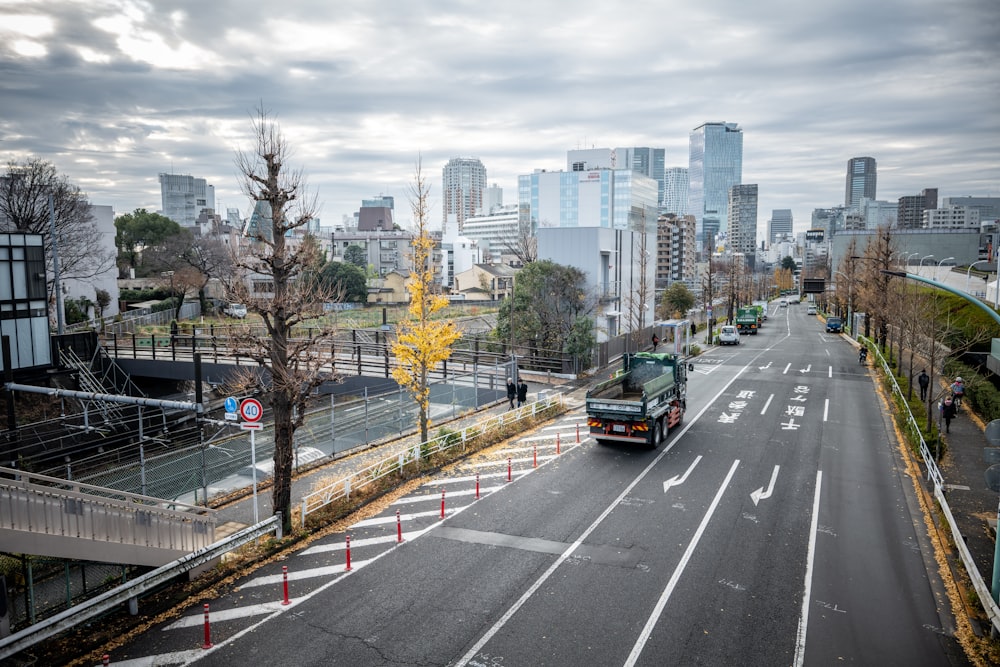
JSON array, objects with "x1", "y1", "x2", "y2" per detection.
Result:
[
  {"x1": 0, "y1": 158, "x2": 116, "y2": 298},
  {"x1": 626, "y1": 212, "x2": 654, "y2": 352},
  {"x1": 228, "y1": 108, "x2": 339, "y2": 533},
  {"x1": 502, "y1": 222, "x2": 538, "y2": 266}
]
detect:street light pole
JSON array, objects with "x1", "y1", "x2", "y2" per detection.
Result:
[
  {"x1": 919, "y1": 255, "x2": 934, "y2": 277},
  {"x1": 967, "y1": 260, "x2": 989, "y2": 295}
]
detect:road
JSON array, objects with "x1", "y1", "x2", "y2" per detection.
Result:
[{"x1": 105, "y1": 301, "x2": 965, "y2": 666}]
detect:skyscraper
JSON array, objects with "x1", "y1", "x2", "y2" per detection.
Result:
[
  {"x1": 768, "y1": 209, "x2": 793, "y2": 246},
  {"x1": 617, "y1": 147, "x2": 666, "y2": 207},
  {"x1": 844, "y1": 157, "x2": 877, "y2": 210},
  {"x1": 442, "y1": 158, "x2": 487, "y2": 233},
  {"x1": 662, "y1": 167, "x2": 689, "y2": 216},
  {"x1": 688, "y1": 122, "x2": 743, "y2": 252},
  {"x1": 159, "y1": 173, "x2": 214, "y2": 227},
  {"x1": 728, "y1": 184, "x2": 758, "y2": 258},
  {"x1": 898, "y1": 188, "x2": 939, "y2": 229}
]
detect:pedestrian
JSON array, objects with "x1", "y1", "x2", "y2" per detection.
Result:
[
  {"x1": 651, "y1": 334, "x2": 659, "y2": 351},
  {"x1": 690, "y1": 322, "x2": 697, "y2": 339},
  {"x1": 917, "y1": 369, "x2": 929, "y2": 401},
  {"x1": 941, "y1": 396, "x2": 957, "y2": 433},
  {"x1": 506, "y1": 378, "x2": 516, "y2": 410},
  {"x1": 517, "y1": 380, "x2": 528, "y2": 407}
]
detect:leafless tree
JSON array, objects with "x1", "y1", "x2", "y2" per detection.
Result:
[
  {"x1": 227, "y1": 108, "x2": 340, "y2": 533},
  {"x1": 0, "y1": 158, "x2": 116, "y2": 299},
  {"x1": 502, "y1": 221, "x2": 537, "y2": 266},
  {"x1": 626, "y1": 212, "x2": 654, "y2": 352}
]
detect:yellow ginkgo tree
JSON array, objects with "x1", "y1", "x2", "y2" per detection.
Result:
[{"x1": 392, "y1": 161, "x2": 460, "y2": 444}]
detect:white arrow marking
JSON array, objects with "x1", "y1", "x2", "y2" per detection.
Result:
[
  {"x1": 750, "y1": 465, "x2": 780, "y2": 506},
  {"x1": 663, "y1": 455, "x2": 703, "y2": 493},
  {"x1": 799, "y1": 364, "x2": 812, "y2": 374},
  {"x1": 758, "y1": 361, "x2": 773, "y2": 370}
]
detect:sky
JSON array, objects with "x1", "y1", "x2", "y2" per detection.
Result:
[{"x1": 1, "y1": 0, "x2": 998, "y2": 238}]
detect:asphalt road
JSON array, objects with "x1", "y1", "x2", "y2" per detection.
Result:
[{"x1": 106, "y1": 301, "x2": 966, "y2": 667}]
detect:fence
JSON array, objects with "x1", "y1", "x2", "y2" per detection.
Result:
[
  {"x1": 867, "y1": 337, "x2": 1000, "y2": 633},
  {"x1": 300, "y1": 392, "x2": 565, "y2": 527}
]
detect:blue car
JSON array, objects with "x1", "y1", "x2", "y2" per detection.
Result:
[{"x1": 826, "y1": 316, "x2": 843, "y2": 333}]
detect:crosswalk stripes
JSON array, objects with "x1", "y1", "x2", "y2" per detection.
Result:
[{"x1": 102, "y1": 410, "x2": 590, "y2": 666}]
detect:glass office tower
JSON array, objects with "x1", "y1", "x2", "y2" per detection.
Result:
[{"x1": 688, "y1": 122, "x2": 743, "y2": 253}]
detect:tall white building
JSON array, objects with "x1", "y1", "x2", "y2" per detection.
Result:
[
  {"x1": 159, "y1": 173, "x2": 214, "y2": 227},
  {"x1": 924, "y1": 206, "x2": 981, "y2": 229},
  {"x1": 442, "y1": 158, "x2": 487, "y2": 234},
  {"x1": 462, "y1": 205, "x2": 519, "y2": 264},
  {"x1": 860, "y1": 198, "x2": 897, "y2": 229},
  {"x1": 662, "y1": 167, "x2": 689, "y2": 216}
]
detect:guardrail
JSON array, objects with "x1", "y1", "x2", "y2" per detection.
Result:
[
  {"x1": 300, "y1": 393, "x2": 565, "y2": 527},
  {"x1": 866, "y1": 338, "x2": 1000, "y2": 632},
  {"x1": 0, "y1": 514, "x2": 281, "y2": 661}
]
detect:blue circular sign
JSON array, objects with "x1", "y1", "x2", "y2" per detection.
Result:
[{"x1": 224, "y1": 397, "x2": 238, "y2": 413}]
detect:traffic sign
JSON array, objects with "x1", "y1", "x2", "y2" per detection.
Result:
[
  {"x1": 224, "y1": 397, "x2": 238, "y2": 413},
  {"x1": 224, "y1": 412, "x2": 238, "y2": 421},
  {"x1": 240, "y1": 398, "x2": 263, "y2": 422},
  {"x1": 240, "y1": 422, "x2": 262, "y2": 430}
]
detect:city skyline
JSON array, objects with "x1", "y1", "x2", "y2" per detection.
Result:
[{"x1": 1, "y1": 1, "x2": 997, "y2": 238}]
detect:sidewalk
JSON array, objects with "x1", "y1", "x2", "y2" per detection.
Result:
[{"x1": 211, "y1": 377, "x2": 588, "y2": 529}]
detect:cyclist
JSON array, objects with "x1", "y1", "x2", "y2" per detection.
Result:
[
  {"x1": 950, "y1": 377, "x2": 965, "y2": 407},
  {"x1": 859, "y1": 347, "x2": 868, "y2": 365}
]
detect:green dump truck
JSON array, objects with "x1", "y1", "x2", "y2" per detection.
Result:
[
  {"x1": 736, "y1": 307, "x2": 759, "y2": 335},
  {"x1": 586, "y1": 352, "x2": 688, "y2": 448}
]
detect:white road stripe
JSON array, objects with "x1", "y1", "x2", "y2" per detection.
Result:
[
  {"x1": 164, "y1": 601, "x2": 287, "y2": 629},
  {"x1": 240, "y1": 562, "x2": 365, "y2": 588},
  {"x1": 794, "y1": 470, "x2": 823, "y2": 667},
  {"x1": 468, "y1": 454, "x2": 559, "y2": 468},
  {"x1": 761, "y1": 393, "x2": 774, "y2": 415},
  {"x1": 92, "y1": 650, "x2": 203, "y2": 666},
  {"x1": 624, "y1": 459, "x2": 741, "y2": 666},
  {"x1": 824, "y1": 398, "x2": 829, "y2": 421},
  {"x1": 396, "y1": 485, "x2": 507, "y2": 503}
]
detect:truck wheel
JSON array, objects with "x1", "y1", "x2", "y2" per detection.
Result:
[{"x1": 650, "y1": 421, "x2": 662, "y2": 449}]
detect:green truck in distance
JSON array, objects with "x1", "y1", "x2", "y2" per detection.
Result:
[
  {"x1": 736, "y1": 307, "x2": 759, "y2": 335},
  {"x1": 586, "y1": 352, "x2": 688, "y2": 448}
]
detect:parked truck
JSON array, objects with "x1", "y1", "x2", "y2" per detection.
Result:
[
  {"x1": 735, "y1": 307, "x2": 759, "y2": 335},
  {"x1": 586, "y1": 352, "x2": 687, "y2": 448}
]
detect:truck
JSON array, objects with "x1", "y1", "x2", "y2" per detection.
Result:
[
  {"x1": 735, "y1": 307, "x2": 759, "y2": 335},
  {"x1": 586, "y1": 352, "x2": 688, "y2": 448},
  {"x1": 752, "y1": 300, "x2": 769, "y2": 321}
]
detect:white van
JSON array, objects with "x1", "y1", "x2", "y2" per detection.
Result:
[
  {"x1": 718, "y1": 325, "x2": 740, "y2": 345},
  {"x1": 224, "y1": 303, "x2": 248, "y2": 318}
]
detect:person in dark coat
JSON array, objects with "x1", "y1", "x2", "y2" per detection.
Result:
[
  {"x1": 517, "y1": 380, "x2": 528, "y2": 407},
  {"x1": 506, "y1": 378, "x2": 516, "y2": 410},
  {"x1": 651, "y1": 334, "x2": 659, "y2": 351},
  {"x1": 942, "y1": 396, "x2": 957, "y2": 433},
  {"x1": 918, "y1": 369, "x2": 930, "y2": 401}
]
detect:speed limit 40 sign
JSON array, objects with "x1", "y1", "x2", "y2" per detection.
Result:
[{"x1": 240, "y1": 398, "x2": 263, "y2": 423}]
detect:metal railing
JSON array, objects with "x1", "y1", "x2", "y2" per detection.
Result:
[
  {"x1": 300, "y1": 392, "x2": 565, "y2": 527},
  {"x1": 0, "y1": 466, "x2": 217, "y2": 566},
  {"x1": 867, "y1": 338, "x2": 1000, "y2": 632}
]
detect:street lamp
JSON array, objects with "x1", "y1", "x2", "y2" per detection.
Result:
[
  {"x1": 905, "y1": 252, "x2": 919, "y2": 268},
  {"x1": 919, "y1": 255, "x2": 935, "y2": 276},
  {"x1": 967, "y1": 260, "x2": 989, "y2": 294}
]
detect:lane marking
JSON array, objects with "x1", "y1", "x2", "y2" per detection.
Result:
[
  {"x1": 165, "y1": 601, "x2": 288, "y2": 629},
  {"x1": 793, "y1": 470, "x2": 823, "y2": 667},
  {"x1": 750, "y1": 465, "x2": 780, "y2": 506},
  {"x1": 828, "y1": 366, "x2": 832, "y2": 378},
  {"x1": 783, "y1": 362, "x2": 791, "y2": 374},
  {"x1": 760, "y1": 393, "x2": 774, "y2": 415},
  {"x1": 93, "y1": 650, "x2": 203, "y2": 667},
  {"x1": 824, "y1": 398, "x2": 829, "y2": 422},
  {"x1": 624, "y1": 459, "x2": 741, "y2": 666},
  {"x1": 663, "y1": 455, "x2": 703, "y2": 492}
]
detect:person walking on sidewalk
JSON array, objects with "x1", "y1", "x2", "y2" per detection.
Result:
[
  {"x1": 950, "y1": 376, "x2": 965, "y2": 408},
  {"x1": 918, "y1": 369, "x2": 929, "y2": 401},
  {"x1": 506, "y1": 378, "x2": 517, "y2": 410},
  {"x1": 517, "y1": 380, "x2": 528, "y2": 407},
  {"x1": 941, "y1": 396, "x2": 957, "y2": 433}
]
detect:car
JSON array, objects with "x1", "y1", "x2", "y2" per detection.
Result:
[
  {"x1": 826, "y1": 316, "x2": 843, "y2": 333},
  {"x1": 779, "y1": 299, "x2": 788, "y2": 307},
  {"x1": 224, "y1": 303, "x2": 248, "y2": 319},
  {"x1": 807, "y1": 305, "x2": 817, "y2": 315},
  {"x1": 718, "y1": 325, "x2": 740, "y2": 345}
]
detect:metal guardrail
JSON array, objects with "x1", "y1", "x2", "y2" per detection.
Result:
[
  {"x1": 0, "y1": 466, "x2": 217, "y2": 564},
  {"x1": 300, "y1": 393, "x2": 565, "y2": 527},
  {"x1": 0, "y1": 514, "x2": 281, "y2": 660},
  {"x1": 866, "y1": 338, "x2": 1000, "y2": 632}
]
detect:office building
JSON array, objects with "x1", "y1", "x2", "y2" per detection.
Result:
[
  {"x1": 688, "y1": 122, "x2": 743, "y2": 252},
  {"x1": 657, "y1": 214, "x2": 696, "y2": 288},
  {"x1": 518, "y1": 168, "x2": 658, "y2": 231},
  {"x1": 860, "y1": 198, "x2": 897, "y2": 229},
  {"x1": 844, "y1": 157, "x2": 877, "y2": 210},
  {"x1": 924, "y1": 206, "x2": 981, "y2": 229},
  {"x1": 728, "y1": 184, "x2": 759, "y2": 258},
  {"x1": 942, "y1": 196, "x2": 1000, "y2": 223},
  {"x1": 618, "y1": 147, "x2": 666, "y2": 207},
  {"x1": 462, "y1": 204, "x2": 520, "y2": 264},
  {"x1": 442, "y1": 157, "x2": 487, "y2": 234},
  {"x1": 662, "y1": 167, "x2": 689, "y2": 216},
  {"x1": 898, "y1": 188, "x2": 939, "y2": 229},
  {"x1": 768, "y1": 209, "x2": 793, "y2": 246},
  {"x1": 159, "y1": 173, "x2": 214, "y2": 227}
]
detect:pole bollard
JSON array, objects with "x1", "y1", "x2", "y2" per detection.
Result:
[
  {"x1": 557, "y1": 432, "x2": 561, "y2": 455},
  {"x1": 102, "y1": 655, "x2": 110, "y2": 666},
  {"x1": 576, "y1": 423, "x2": 580, "y2": 443},
  {"x1": 345, "y1": 535, "x2": 352, "y2": 572},
  {"x1": 396, "y1": 509, "x2": 404, "y2": 543},
  {"x1": 475, "y1": 472, "x2": 480, "y2": 499},
  {"x1": 281, "y1": 565, "x2": 290, "y2": 605},
  {"x1": 440, "y1": 488, "x2": 446, "y2": 519},
  {"x1": 507, "y1": 457, "x2": 512, "y2": 482},
  {"x1": 533, "y1": 443, "x2": 537, "y2": 468},
  {"x1": 202, "y1": 603, "x2": 213, "y2": 649}
]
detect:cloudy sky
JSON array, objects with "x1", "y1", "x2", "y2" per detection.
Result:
[{"x1": 2, "y1": 0, "x2": 998, "y2": 236}]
